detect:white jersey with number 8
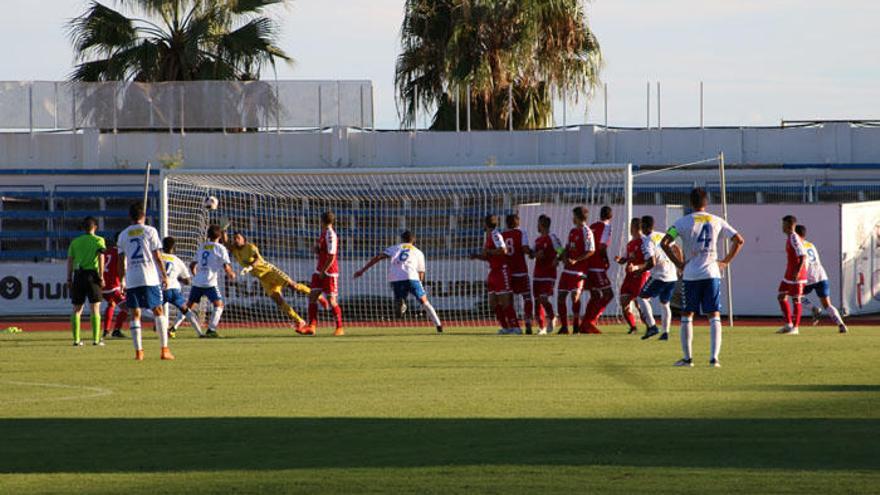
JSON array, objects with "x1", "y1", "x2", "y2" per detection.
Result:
[
  {"x1": 118, "y1": 224, "x2": 162, "y2": 289},
  {"x1": 668, "y1": 212, "x2": 738, "y2": 281}
]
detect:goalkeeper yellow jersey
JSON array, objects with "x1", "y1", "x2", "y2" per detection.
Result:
[{"x1": 231, "y1": 243, "x2": 273, "y2": 277}]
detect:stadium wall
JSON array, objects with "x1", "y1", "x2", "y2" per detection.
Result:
[{"x1": 1, "y1": 122, "x2": 879, "y2": 169}]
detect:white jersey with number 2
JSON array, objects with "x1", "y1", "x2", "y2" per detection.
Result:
[
  {"x1": 384, "y1": 243, "x2": 426, "y2": 282},
  {"x1": 668, "y1": 212, "x2": 738, "y2": 281},
  {"x1": 118, "y1": 224, "x2": 162, "y2": 289}
]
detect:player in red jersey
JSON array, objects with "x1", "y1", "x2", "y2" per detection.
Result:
[
  {"x1": 301, "y1": 211, "x2": 344, "y2": 336},
  {"x1": 581, "y1": 205, "x2": 614, "y2": 334},
  {"x1": 101, "y1": 235, "x2": 128, "y2": 339},
  {"x1": 614, "y1": 218, "x2": 652, "y2": 334},
  {"x1": 777, "y1": 215, "x2": 807, "y2": 335},
  {"x1": 556, "y1": 206, "x2": 595, "y2": 334},
  {"x1": 502, "y1": 214, "x2": 534, "y2": 334},
  {"x1": 531, "y1": 214, "x2": 562, "y2": 335},
  {"x1": 471, "y1": 214, "x2": 521, "y2": 335}
]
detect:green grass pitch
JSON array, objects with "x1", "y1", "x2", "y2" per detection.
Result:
[{"x1": 1, "y1": 325, "x2": 878, "y2": 494}]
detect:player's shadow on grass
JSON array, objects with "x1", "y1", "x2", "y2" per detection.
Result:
[{"x1": 2, "y1": 417, "x2": 878, "y2": 474}]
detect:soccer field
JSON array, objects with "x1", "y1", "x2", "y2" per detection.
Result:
[{"x1": 1, "y1": 326, "x2": 878, "y2": 494}]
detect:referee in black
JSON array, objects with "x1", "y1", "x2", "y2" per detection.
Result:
[{"x1": 67, "y1": 216, "x2": 106, "y2": 346}]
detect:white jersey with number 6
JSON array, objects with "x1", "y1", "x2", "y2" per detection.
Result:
[
  {"x1": 192, "y1": 242, "x2": 231, "y2": 288},
  {"x1": 384, "y1": 243, "x2": 426, "y2": 282},
  {"x1": 161, "y1": 253, "x2": 191, "y2": 291},
  {"x1": 668, "y1": 212, "x2": 738, "y2": 281},
  {"x1": 118, "y1": 224, "x2": 162, "y2": 289}
]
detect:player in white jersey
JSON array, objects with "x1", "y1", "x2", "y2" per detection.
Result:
[
  {"x1": 160, "y1": 236, "x2": 204, "y2": 338},
  {"x1": 354, "y1": 231, "x2": 443, "y2": 333},
  {"x1": 636, "y1": 215, "x2": 682, "y2": 341},
  {"x1": 117, "y1": 203, "x2": 173, "y2": 361},
  {"x1": 796, "y1": 225, "x2": 847, "y2": 333},
  {"x1": 661, "y1": 188, "x2": 745, "y2": 368},
  {"x1": 185, "y1": 225, "x2": 236, "y2": 338}
]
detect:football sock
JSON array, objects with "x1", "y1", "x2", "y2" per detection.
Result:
[
  {"x1": 638, "y1": 298, "x2": 656, "y2": 328},
  {"x1": 709, "y1": 316, "x2": 722, "y2": 361},
  {"x1": 680, "y1": 316, "x2": 693, "y2": 360},
  {"x1": 779, "y1": 299, "x2": 792, "y2": 325},
  {"x1": 504, "y1": 304, "x2": 520, "y2": 329},
  {"x1": 90, "y1": 312, "x2": 101, "y2": 344},
  {"x1": 293, "y1": 282, "x2": 311, "y2": 295},
  {"x1": 792, "y1": 298, "x2": 803, "y2": 328},
  {"x1": 71, "y1": 313, "x2": 81, "y2": 342},
  {"x1": 307, "y1": 301, "x2": 318, "y2": 326},
  {"x1": 113, "y1": 308, "x2": 128, "y2": 331},
  {"x1": 423, "y1": 301, "x2": 442, "y2": 327},
  {"x1": 156, "y1": 314, "x2": 168, "y2": 348},
  {"x1": 571, "y1": 298, "x2": 581, "y2": 330},
  {"x1": 827, "y1": 305, "x2": 844, "y2": 325},
  {"x1": 623, "y1": 308, "x2": 637, "y2": 329},
  {"x1": 173, "y1": 311, "x2": 187, "y2": 329},
  {"x1": 494, "y1": 305, "x2": 508, "y2": 329},
  {"x1": 660, "y1": 302, "x2": 672, "y2": 334},
  {"x1": 332, "y1": 304, "x2": 343, "y2": 329},
  {"x1": 281, "y1": 301, "x2": 304, "y2": 324},
  {"x1": 557, "y1": 296, "x2": 568, "y2": 329},
  {"x1": 523, "y1": 297, "x2": 533, "y2": 326},
  {"x1": 536, "y1": 304, "x2": 546, "y2": 329},
  {"x1": 209, "y1": 307, "x2": 224, "y2": 331},
  {"x1": 103, "y1": 304, "x2": 115, "y2": 332},
  {"x1": 582, "y1": 296, "x2": 597, "y2": 326},
  {"x1": 185, "y1": 311, "x2": 204, "y2": 336},
  {"x1": 131, "y1": 320, "x2": 143, "y2": 351}
]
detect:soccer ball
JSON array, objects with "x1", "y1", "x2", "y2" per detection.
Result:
[{"x1": 204, "y1": 196, "x2": 219, "y2": 210}]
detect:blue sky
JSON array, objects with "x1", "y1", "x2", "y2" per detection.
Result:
[{"x1": 3, "y1": 0, "x2": 878, "y2": 128}]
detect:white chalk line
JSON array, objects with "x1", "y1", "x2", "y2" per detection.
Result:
[{"x1": 0, "y1": 380, "x2": 113, "y2": 404}]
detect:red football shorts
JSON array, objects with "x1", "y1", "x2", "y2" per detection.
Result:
[
  {"x1": 102, "y1": 288, "x2": 124, "y2": 305},
  {"x1": 778, "y1": 280, "x2": 804, "y2": 297},
  {"x1": 510, "y1": 273, "x2": 531, "y2": 295},
  {"x1": 620, "y1": 272, "x2": 651, "y2": 298},
  {"x1": 310, "y1": 273, "x2": 339, "y2": 296},
  {"x1": 487, "y1": 267, "x2": 512, "y2": 294},
  {"x1": 586, "y1": 270, "x2": 611, "y2": 291},
  {"x1": 532, "y1": 279, "x2": 556, "y2": 297},
  {"x1": 558, "y1": 271, "x2": 585, "y2": 292}
]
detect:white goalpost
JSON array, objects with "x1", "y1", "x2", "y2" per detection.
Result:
[{"x1": 160, "y1": 164, "x2": 633, "y2": 331}]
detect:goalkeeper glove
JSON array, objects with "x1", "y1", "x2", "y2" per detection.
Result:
[{"x1": 240, "y1": 266, "x2": 253, "y2": 276}]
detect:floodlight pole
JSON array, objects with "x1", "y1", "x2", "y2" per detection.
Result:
[{"x1": 719, "y1": 151, "x2": 734, "y2": 327}]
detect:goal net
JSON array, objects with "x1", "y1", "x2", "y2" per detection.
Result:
[{"x1": 161, "y1": 165, "x2": 632, "y2": 331}]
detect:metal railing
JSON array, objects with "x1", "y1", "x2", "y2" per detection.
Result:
[{"x1": 0, "y1": 80, "x2": 374, "y2": 133}]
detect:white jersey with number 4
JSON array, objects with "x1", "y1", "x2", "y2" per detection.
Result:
[
  {"x1": 803, "y1": 240, "x2": 828, "y2": 284},
  {"x1": 118, "y1": 224, "x2": 162, "y2": 288},
  {"x1": 649, "y1": 231, "x2": 678, "y2": 282},
  {"x1": 161, "y1": 253, "x2": 191, "y2": 291},
  {"x1": 192, "y1": 242, "x2": 231, "y2": 288},
  {"x1": 384, "y1": 243, "x2": 426, "y2": 282},
  {"x1": 668, "y1": 212, "x2": 738, "y2": 281}
]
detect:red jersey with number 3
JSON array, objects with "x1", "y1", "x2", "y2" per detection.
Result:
[
  {"x1": 485, "y1": 229, "x2": 507, "y2": 271},
  {"x1": 565, "y1": 224, "x2": 595, "y2": 274},
  {"x1": 103, "y1": 246, "x2": 122, "y2": 291},
  {"x1": 501, "y1": 228, "x2": 529, "y2": 275},
  {"x1": 533, "y1": 233, "x2": 562, "y2": 280},
  {"x1": 586, "y1": 220, "x2": 612, "y2": 271},
  {"x1": 315, "y1": 227, "x2": 339, "y2": 275},
  {"x1": 784, "y1": 232, "x2": 807, "y2": 283}
]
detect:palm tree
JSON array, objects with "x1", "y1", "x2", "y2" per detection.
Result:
[
  {"x1": 395, "y1": 0, "x2": 602, "y2": 130},
  {"x1": 67, "y1": 0, "x2": 292, "y2": 82}
]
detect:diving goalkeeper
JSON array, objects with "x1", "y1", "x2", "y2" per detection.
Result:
[{"x1": 229, "y1": 232, "x2": 328, "y2": 331}]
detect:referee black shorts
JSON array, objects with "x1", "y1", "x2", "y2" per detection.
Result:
[{"x1": 71, "y1": 269, "x2": 102, "y2": 305}]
